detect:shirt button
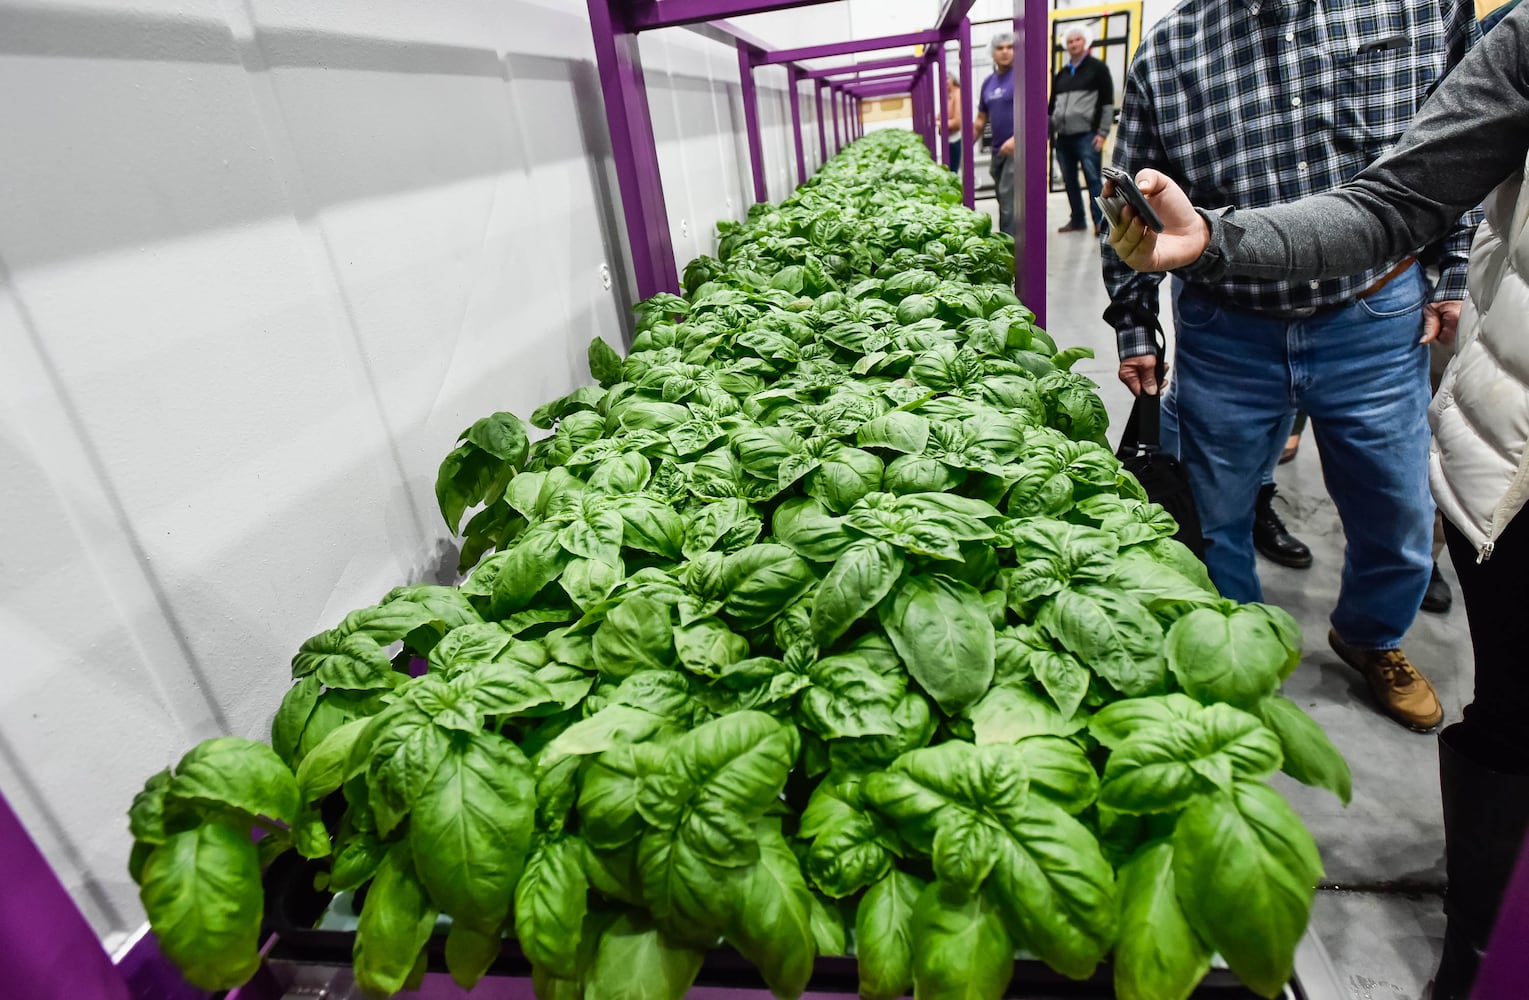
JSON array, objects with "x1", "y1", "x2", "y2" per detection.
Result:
[
  {"x1": 1298, "y1": 161, "x2": 1309, "y2": 172},
  {"x1": 1286, "y1": 31, "x2": 1295, "y2": 41},
  {"x1": 1292, "y1": 96, "x2": 1302, "y2": 107},
  {"x1": 1309, "y1": 280, "x2": 1320, "y2": 289}
]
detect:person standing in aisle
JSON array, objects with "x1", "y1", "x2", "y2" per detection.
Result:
[
  {"x1": 1103, "y1": 11, "x2": 1529, "y2": 991},
  {"x1": 973, "y1": 32, "x2": 1016, "y2": 238},
  {"x1": 946, "y1": 72, "x2": 963, "y2": 175},
  {"x1": 1048, "y1": 26, "x2": 1113, "y2": 235},
  {"x1": 1100, "y1": 0, "x2": 1481, "y2": 733}
]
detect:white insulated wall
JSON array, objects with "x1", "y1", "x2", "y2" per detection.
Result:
[{"x1": 0, "y1": 0, "x2": 822, "y2": 953}]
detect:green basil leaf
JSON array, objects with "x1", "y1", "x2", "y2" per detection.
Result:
[
  {"x1": 138, "y1": 821, "x2": 263, "y2": 991},
  {"x1": 857, "y1": 410, "x2": 931, "y2": 455},
  {"x1": 411, "y1": 732, "x2": 536, "y2": 929},
  {"x1": 909, "y1": 883, "x2": 1015, "y2": 1000},
  {"x1": 168, "y1": 737, "x2": 299, "y2": 827},
  {"x1": 355, "y1": 842, "x2": 439, "y2": 998},
  {"x1": 1256, "y1": 695, "x2": 1353, "y2": 805},
  {"x1": 516, "y1": 838, "x2": 589, "y2": 980},
  {"x1": 1100, "y1": 703, "x2": 1282, "y2": 814},
  {"x1": 1038, "y1": 585, "x2": 1166, "y2": 698},
  {"x1": 1173, "y1": 783, "x2": 1323, "y2": 997},
  {"x1": 721, "y1": 544, "x2": 819, "y2": 630},
  {"x1": 881, "y1": 575, "x2": 995, "y2": 714},
  {"x1": 811, "y1": 539, "x2": 904, "y2": 648},
  {"x1": 771, "y1": 496, "x2": 854, "y2": 562},
  {"x1": 491, "y1": 527, "x2": 571, "y2": 617},
  {"x1": 855, "y1": 869, "x2": 924, "y2": 1000},
  {"x1": 585, "y1": 911, "x2": 704, "y2": 1000},
  {"x1": 271, "y1": 676, "x2": 321, "y2": 768},
  {"x1": 1114, "y1": 841, "x2": 1213, "y2": 1000},
  {"x1": 725, "y1": 821, "x2": 816, "y2": 998},
  {"x1": 1166, "y1": 606, "x2": 1287, "y2": 710},
  {"x1": 593, "y1": 595, "x2": 675, "y2": 677}
]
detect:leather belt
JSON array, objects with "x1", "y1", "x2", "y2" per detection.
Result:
[{"x1": 1358, "y1": 256, "x2": 1418, "y2": 300}]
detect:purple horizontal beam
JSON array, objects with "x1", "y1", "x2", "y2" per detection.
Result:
[
  {"x1": 936, "y1": 0, "x2": 978, "y2": 31},
  {"x1": 705, "y1": 18, "x2": 774, "y2": 52},
  {"x1": 628, "y1": 0, "x2": 840, "y2": 31},
  {"x1": 851, "y1": 83, "x2": 913, "y2": 98},
  {"x1": 760, "y1": 29, "x2": 942, "y2": 65},
  {"x1": 846, "y1": 74, "x2": 917, "y2": 89},
  {"x1": 807, "y1": 54, "x2": 924, "y2": 79}
]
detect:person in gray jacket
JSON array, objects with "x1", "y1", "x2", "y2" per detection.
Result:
[
  {"x1": 1107, "y1": 6, "x2": 1529, "y2": 996},
  {"x1": 1048, "y1": 26, "x2": 1113, "y2": 233}
]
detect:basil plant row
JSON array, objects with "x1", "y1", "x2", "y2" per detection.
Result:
[{"x1": 127, "y1": 130, "x2": 1349, "y2": 1000}]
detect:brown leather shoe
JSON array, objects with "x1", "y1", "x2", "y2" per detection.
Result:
[{"x1": 1329, "y1": 630, "x2": 1444, "y2": 732}]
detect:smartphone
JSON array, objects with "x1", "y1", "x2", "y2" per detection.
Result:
[{"x1": 1098, "y1": 166, "x2": 1165, "y2": 233}]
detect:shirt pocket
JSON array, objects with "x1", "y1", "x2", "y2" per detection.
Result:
[{"x1": 1327, "y1": 15, "x2": 1444, "y2": 158}]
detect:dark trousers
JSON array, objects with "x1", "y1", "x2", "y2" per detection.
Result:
[
  {"x1": 1054, "y1": 131, "x2": 1103, "y2": 227},
  {"x1": 948, "y1": 140, "x2": 962, "y2": 174},
  {"x1": 1444, "y1": 507, "x2": 1529, "y2": 770}
]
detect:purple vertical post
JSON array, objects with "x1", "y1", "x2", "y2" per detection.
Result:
[
  {"x1": 831, "y1": 84, "x2": 842, "y2": 151},
  {"x1": 736, "y1": 42, "x2": 768, "y2": 204},
  {"x1": 1015, "y1": 0, "x2": 1047, "y2": 322},
  {"x1": 586, "y1": 0, "x2": 679, "y2": 298},
  {"x1": 854, "y1": 97, "x2": 862, "y2": 138},
  {"x1": 815, "y1": 79, "x2": 829, "y2": 164},
  {"x1": 958, "y1": 18, "x2": 976, "y2": 208},
  {"x1": 929, "y1": 39, "x2": 941, "y2": 166},
  {"x1": 787, "y1": 64, "x2": 807, "y2": 184},
  {"x1": 0, "y1": 792, "x2": 133, "y2": 1000}
]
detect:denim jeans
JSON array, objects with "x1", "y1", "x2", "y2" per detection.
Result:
[
  {"x1": 1161, "y1": 267, "x2": 1435, "y2": 648},
  {"x1": 1054, "y1": 132, "x2": 1103, "y2": 228},
  {"x1": 990, "y1": 153, "x2": 1015, "y2": 238},
  {"x1": 949, "y1": 139, "x2": 962, "y2": 175}
]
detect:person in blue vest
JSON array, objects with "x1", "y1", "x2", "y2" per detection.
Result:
[
  {"x1": 972, "y1": 32, "x2": 1016, "y2": 237},
  {"x1": 1049, "y1": 25, "x2": 1114, "y2": 235}
]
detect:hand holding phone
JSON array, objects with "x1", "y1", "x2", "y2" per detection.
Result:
[{"x1": 1098, "y1": 167, "x2": 1166, "y2": 233}]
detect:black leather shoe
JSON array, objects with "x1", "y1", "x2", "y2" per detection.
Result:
[
  {"x1": 1254, "y1": 483, "x2": 1313, "y2": 568},
  {"x1": 1421, "y1": 562, "x2": 1454, "y2": 614}
]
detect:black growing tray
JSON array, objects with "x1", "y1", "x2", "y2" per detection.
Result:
[{"x1": 260, "y1": 852, "x2": 1280, "y2": 998}]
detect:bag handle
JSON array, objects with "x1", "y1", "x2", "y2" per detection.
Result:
[{"x1": 1108, "y1": 301, "x2": 1169, "y2": 456}]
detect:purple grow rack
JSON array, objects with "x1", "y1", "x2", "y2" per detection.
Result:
[
  {"x1": 582, "y1": 0, "x2": 1049, "y2": 324},
  {"x1": 0, "y1": 6, "x2": 1054, "y2": 999}
]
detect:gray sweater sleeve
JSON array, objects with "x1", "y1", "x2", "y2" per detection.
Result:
[{"x1": 1186, "y1": 4, "x2": 1529, "y2": 285}]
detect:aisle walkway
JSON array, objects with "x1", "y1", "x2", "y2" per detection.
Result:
[{"x1": 990, "y1": 190, "x2": 1472, "y2": 1000}]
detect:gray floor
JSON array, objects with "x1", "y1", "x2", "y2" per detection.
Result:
[{"x1": 985, "y1": 191, "x2": 1471, "y2": 1000}]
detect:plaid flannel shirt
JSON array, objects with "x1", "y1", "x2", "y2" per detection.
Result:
[{"x1": 1105, "y1": 0, "x2": 1481, "y2": 359}]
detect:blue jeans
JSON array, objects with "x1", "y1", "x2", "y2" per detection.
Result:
[
  {"x1": 1054, "y1": 132, "x2": 1103, "y2": 227},
  {"x1": 1161, "y1": 268, "x2": 1434, "y2": 649}
]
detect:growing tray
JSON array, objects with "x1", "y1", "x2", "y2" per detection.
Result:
[{"x1": 252, "y1": 852, "x2": 1343, "y2": 999}]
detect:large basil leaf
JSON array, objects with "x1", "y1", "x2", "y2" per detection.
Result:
[
  {"x1": 811, "y1": 539, "x2": 904, "y2": 648},
  {"x1": 726, "y1": 821, "x2": 816, "y2": 999},
  {"x1": 909, "y1": 882, "x2": 1015, "y2": 1000},
  {"x1": 411, "y1": 732, "x2": 536, "y2": 935},
  {"x1": 1038, "y1": 585, "x2": 1166, "y2": 697},
  {"x1": 137, "y1": 821, "x2": 263, "y2": 991},
  {"x1": 1173, "y1": 783, "x2": 1323, "y2": 997},
  {"x1": 1099, "y1": 703, "x2": 1282, "y2": 814},
  {"x1": 516, "y1": 837, "x2": 589, "y2": 980},
  {"x1": 855, "y1": 869, "x2": 923, "y2": 1000},
  {"x1": 1256, "y1": 695, "x2": 1353, "y2": 805},
  {"x1": 1166, "y1": 605, "x2": 1289, "y2": 710},
  {"x1": 721, "y1": 544, "x2": 819, "y2": 630},
  {"x1": 1114, "y1": 841, "x2": 1212, "y2": 1000},
  {"x1": 167, "y1": 737, "x2": 299, "y2": 827},
  {"x1": 585, "y1": 912, "x2": 704, "y2": 1000},
  {"x1": 881, "y1": 575, "x2": 995, "y2": 713}
]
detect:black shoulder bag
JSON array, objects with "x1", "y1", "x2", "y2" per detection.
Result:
[{"x1": 1113, "y1": 323, "x2": 1207, "y2": 561}]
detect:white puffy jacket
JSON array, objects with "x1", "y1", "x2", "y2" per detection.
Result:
[{"x1": 1429, "y1": 158, "x2": 1529, "y2": 561}]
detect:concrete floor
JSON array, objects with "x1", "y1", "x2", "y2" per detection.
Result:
[{"x1": 987, "y1": 191, "x2": 1473, "y2": 1000}]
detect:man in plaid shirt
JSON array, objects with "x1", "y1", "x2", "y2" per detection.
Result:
[{"x1": 1102, "y1": 0, "x2": 1480, "y2": 732}]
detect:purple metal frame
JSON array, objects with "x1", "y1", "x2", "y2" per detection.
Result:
[
  {"x1": 787, "y1": 65, "x2": 807, "y2": 184},
  {"x1": 1, "y1": 790, "x2": 134, "y2": 1000},
  {"x1": 1015, "y1": 0, "x2": 1047, "y2": 324},
  {"x1": 806, "y1": 54, "x2": 922, "y2": 79},
  {"x1": 7, "y1": 2, "x2": 1047, "y2": 985}
]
